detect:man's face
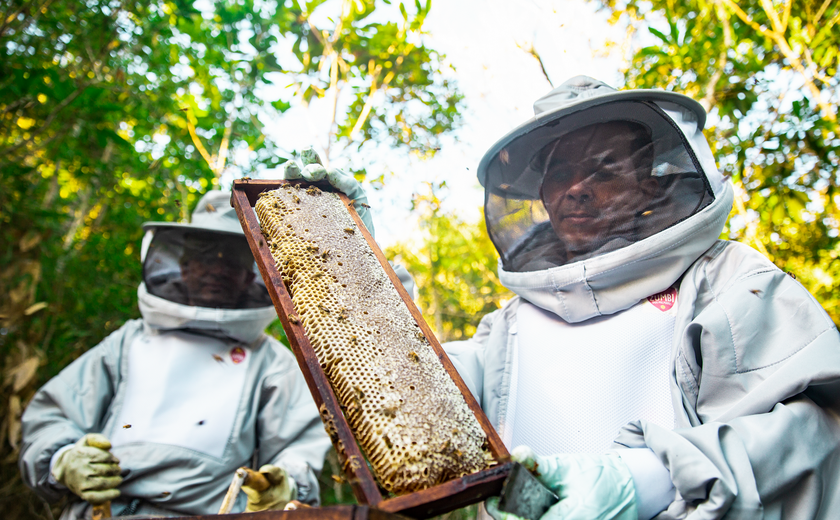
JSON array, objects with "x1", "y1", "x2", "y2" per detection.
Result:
[
  {"x1": 179, "y1": 235, "x2": 256, "y2": 308},
  {"x1": 539, "y1": 122, "x2": 657, "y2": 260}
]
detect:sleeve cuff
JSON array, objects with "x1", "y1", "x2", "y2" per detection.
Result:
[
  {"x1": 614, "y1": 448, "x2": 675, "y2": 520},
  {"x1": 48, "y1": 443, "x2": 75, "y2": 487}
]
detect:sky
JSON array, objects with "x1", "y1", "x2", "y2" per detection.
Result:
[{"x1": 248, "y1": 0, "x2": 635, "y2": 249}]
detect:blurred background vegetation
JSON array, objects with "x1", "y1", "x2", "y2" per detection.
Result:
[{"x1": 1, "y1": 0, "x2": 838, "y2": 518}]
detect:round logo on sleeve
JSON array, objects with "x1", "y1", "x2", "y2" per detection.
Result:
[
  {"x1": 230, "y1": 346, "x2": 246, "y2": 364},
  {"x1": 648, "y1": 287, "x2": 677, "y2": 311}
]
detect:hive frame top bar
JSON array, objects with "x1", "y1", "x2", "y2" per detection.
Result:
[{"x1": 231, "y1": 179, "x2": 510, "y2": 518}]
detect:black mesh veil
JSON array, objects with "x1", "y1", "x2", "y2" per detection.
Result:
[
  {"x1": 483, "y1": 101, "x2": 715, "y2": 272},
  {"x1": 143, "y1": 228, "x2": 272, "y2": 309}
]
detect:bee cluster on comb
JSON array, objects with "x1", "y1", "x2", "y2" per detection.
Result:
[{"x1": 255, "y1": 184, "x2": 494, "y2": 495}]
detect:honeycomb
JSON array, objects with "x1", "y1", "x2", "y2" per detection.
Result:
[{"x1": 256, "y1": 184, "x2": 494, "y2": 495}]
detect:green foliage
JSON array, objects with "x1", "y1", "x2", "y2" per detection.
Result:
[
  {"x1": 0, "y1": 0, "x2": 461, "y2": 516},
  {"x1": 285, "y1": 0, "x2": 463, "y2": 159},
  {"x1": 386, "y1": 182, "x2": 513, "y2": 342},
  {"x1": 602, "y1": 0, "x2": 840, "y2": 325}
]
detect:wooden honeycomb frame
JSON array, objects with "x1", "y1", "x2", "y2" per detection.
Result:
[{"x1": 232, "y1": 180, "x2": 511, "y2": 518}]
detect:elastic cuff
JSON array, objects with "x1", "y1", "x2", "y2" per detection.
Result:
[
  {"x1": 614, "y1": 448, "x2": 675, "y2": 520},
  {"x1": 48, "y1": 443, "x2": 76, "y2": 486}
]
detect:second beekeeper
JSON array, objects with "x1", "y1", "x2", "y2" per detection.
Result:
[
  {"x1": 444, "y1": 76, "x2": 840, "y2": 519},
  {"x1": 19, "y1": 190, "x2": 332, "y2": 518}
]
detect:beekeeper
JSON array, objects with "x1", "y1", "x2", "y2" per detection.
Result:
[
  {"x1": 441, "y1": 77, "x2": 840, "y2": 519},
  {"x1": 19, "y1": 190, "x2": 332, "y2": 518}
]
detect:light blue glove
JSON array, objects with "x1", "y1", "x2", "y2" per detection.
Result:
[
  {"x1": 282, "y1": 148, "x2": 375, "y2": 238},
  {"x1": 487, "y1": 446, "x2": 637, "y2": 520}
]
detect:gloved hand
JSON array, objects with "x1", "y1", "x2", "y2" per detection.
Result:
[
  {"x1": 51, "y1": 433, "x2": 122, "y2": 505},
  {"x1": 486, "y1": 446, "x2": 637, "y2": 520},
  {"x1": 282, "y1": 148, "x2": 375, "y2": 238},
  {"x1": 242, "y1": 464, "x2": 297, "y2": 512}
]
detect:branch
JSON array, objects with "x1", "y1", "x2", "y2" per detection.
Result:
[
  {"x1": 758, "y1": 0, "x2": 784, "y2": 33},
  {"x1": 349, "y1": 62, "x2": 380, "y2": 141},
  {"x1": 780, "y1": 0, "x2": 792, "y2": 31},
  {"x1": 214, "y1": 116, "x2": 234, "y2": 179},
  {"x1": 814, "y1": 0, "x2": 832, "y2": 24},
  {"x1": 702, "y1": 2, "x2": 733, "y2": 111},
  {"x1": 719, "y1": 0, "x2": 837, "y2": 121},
  {"x1": 349, "y1": 61, "x2": 397, "y2": 142},
  {"x1": 183, "y1": 109, "x2": 216, "y2": 169},
  {"x1": 516, "y1": 40, "x2": 554, "y2": 88}
]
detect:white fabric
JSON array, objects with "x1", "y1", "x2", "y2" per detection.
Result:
[
  {"x1": 497, "y1": 181, "x2": 732, "y2": 324},
  {"x1": 615, "y1": 448, "x2": 676, "y2": 520},
  {"x1": 110, "y1": 330, "x2": 252, "y2": 459},
  {"x1": 654, "y1": 101, "x2": 723, "y2": 196},
  {"x1": 505, "y1": 295, "x2": 677, "y2": 455},
  {"x1": 137, "y1": 283, "x2": 277, "y2": 344}
]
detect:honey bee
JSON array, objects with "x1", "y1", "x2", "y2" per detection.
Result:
[
  {"x1": 408, "y1": 351, "x2": 420, "y2": 362},
  {"x1": 122, "y1": 424, "x2": 132, "y2": 429},
  {"x1": 360, "y1": 203, "x2": 371, "y2": 209},
  {"x1": 212, "y1": 354, "x2": 225, "y2": 363},
  {"x1": 344, "y1": 227, "x2": 355, "y2": 234},
  {"x1": 288, "y1": 314, "x2": 300, "y2": 324}
]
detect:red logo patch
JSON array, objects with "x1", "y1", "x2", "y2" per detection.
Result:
[
  {"x1": 230, "y1": 347, "x2": 246, "y2": 364},
  {"x1": 648, "y1": 287, "x2": 677, "y2": 311}
]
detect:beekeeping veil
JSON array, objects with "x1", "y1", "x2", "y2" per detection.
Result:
[
  {"x1": 479, "y1": 76, "x2": 719, "y2": 272},
  {"x1": 140, "y1": 191, "x2": 272, "y2": 310}
]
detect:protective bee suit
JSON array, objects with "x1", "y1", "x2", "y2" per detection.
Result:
[
  {"x1": 19, "y1": 191, "x2": 332, "y2": 518},
  {"x1": 444, "y1": 77, "x2": 840, "y2": 519}
]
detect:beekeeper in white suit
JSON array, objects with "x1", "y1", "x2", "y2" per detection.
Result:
[
  {"x1": 292, "y1": 76, "x2": 840, "y2": 519},
  {"x1": 19, "y1": 190, "x2": 332, "y2": 518},
  {"x1": 443, "y1": 76, "x2": 840, "y2": 519}
]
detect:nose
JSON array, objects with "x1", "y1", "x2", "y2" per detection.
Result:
[{"x1": 565, "y1": 175, "x2": 593, "y2": 204}]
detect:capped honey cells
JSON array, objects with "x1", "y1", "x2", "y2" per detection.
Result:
[{"x1": 255, "y1": 185, "x2": 494, "y2": 495}]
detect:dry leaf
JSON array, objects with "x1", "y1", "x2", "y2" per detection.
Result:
[
  {"x1": 24, "y1": 302, "x2": 48, "y2": 316},
  {"x1": 20, "y1": 232, "x2": 41, "y2": 253},
  {"x1": 8, "y1": 395, "x2": 21, "y2": 450},
  {"x1": 8, "y1": 357, "x2": 40, "y2": 392}
]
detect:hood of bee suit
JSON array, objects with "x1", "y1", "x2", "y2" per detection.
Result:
[
  {"x1": 137, "y1": 282, "x2": 278, "y2": 344},
  {"x1": 478, "y1": 76, "x2": 734, "y2": 323},
  {"x1": 138, "y1": 190, "x2": 277, "y2": 343}
]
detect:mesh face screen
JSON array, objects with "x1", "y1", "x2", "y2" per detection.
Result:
[
  {"x1": 143, "y1": 228, "x2": 271, "y2": 309},
  {"x1": 256, "y1": 185, "x2": 493, "y2": 495},
  {"x1": 483, "y1": 101, "x2": 714, "y2": 272}
]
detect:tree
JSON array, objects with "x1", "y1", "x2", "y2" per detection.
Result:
[
  {"x1": 0, "y1": 0, "x2": 461, "y2": 516},
  {"x1": 599, "y1": 0, "x2": 840, "y2": 325},
  {"x1": 386, "y1": 182, "x2": 512, "y2": 342}
]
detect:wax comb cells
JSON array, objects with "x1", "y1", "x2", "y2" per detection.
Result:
[{"x1": 255, "y1": 185, "x2": 493, "y2": 494}]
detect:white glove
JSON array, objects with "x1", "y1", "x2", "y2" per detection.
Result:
[
  {"x1": 486, "y1": 446, "x2": 637, "y2": 520},
  {"x1": 282, "y1": 148, "x2": 375, "y2": 238}
]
